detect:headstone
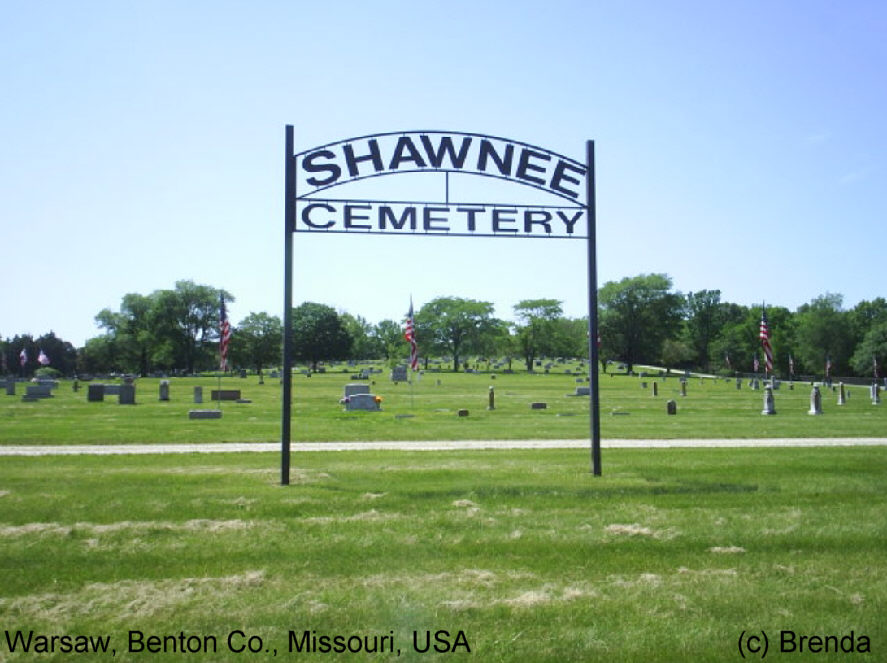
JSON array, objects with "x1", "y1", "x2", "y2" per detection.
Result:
[
  {"x1": 530, "y1": 402, "x2": 547, "y2": 409},
  {"x1": 194, "y1": 386, "x2": 203, "y2": 404},
  {"x1": 575, "y1": 386, "x2": 590, "y2": 396},
  {"x1": 652, "y1": 382, "x2": 658, "y2": 397},
  {"x1": 118, "y1": 384, "x2": 136, "y2": 405},
  {"x1": 189, "y1": 409, "x2": 222, "y2": 419},
  {"x1": 87, "y1": 384, "x2": 104, "y2": 402},
  {"x1": 872, "y1": 384, "x2": 881, "y2": 405},
  {"x1": 25, "y1": 384, "x2": 53, "y2": 399},
  {"x1": 344, "y1": 383, "x2": 371, "y2": 398},
  {"x1": 391, "y1": 365, "x2": 408, "y2": 382},
  {"x1": 211, "y1": 389, "x2": 241, "y2": 401},
  {"x1": 344, "y1": 393, "x2": 381, "y2": 411},
  {"x1": 458, "y1": 409, "x2": 469, "y2": 417},
  {"x1": 808, "y1": 386, "x2": 823, "y2": 415},
  {"x1": 680, "y1": 381, "x2": 687, "y2": 397},
  {"x1": 751, "y1": 378, "x2": 760, "y2": 391},
  {"x1": 641, "y1": 382, "x2": 648, "y2": 389},
  {"x1": 5, "y1": 378, "x2": 15, "y2": 396},
  {"x1": 837, "y1": 382, "x2": 846, "y2": 405},
  {"x1": 736, "y1": 377, "x2": 741, "y2": 390},
  {"x1": 761, "y1": 385, "x2": 776, "y2": 415},
  {"x1": 240, "y1": 368, "x2": 247, "y2": 378},
  {"x1": 666, "y1": 399, "x2": 677, "y2": 415},
  {"x1": 159, "y1": 380, "x2": 170, "y2": 401},
  {"x1": 488, "y1": 386, "x2": 495, "y2": 410}
]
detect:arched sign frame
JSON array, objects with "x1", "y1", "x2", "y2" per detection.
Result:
[{"x1": 282, "y1": 126, "x2": 601, "y2": 482}]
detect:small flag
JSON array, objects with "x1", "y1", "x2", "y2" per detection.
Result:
[
  {"x1": 875, "y1": 354, "x2": 880, "y2": 379},
  {"x1": 753, "y1": 353, "x2": 760, "y2": 373},
  {"x1": 825, "y1": 355, "x2": 832, "y2": 378},
  {"x1": 788, "y1": 353, "x2": 795, "y2": 377},
  {"x1": 219, "y1": 294, "x2": 231, "y2": 372},
  {"x1": 19, "y1": 348, "x2": 27, "y2": 367},
  {"x1": 404, "y1": 299, "x2": 418, "y2": 371},
  {"x1": 724, "y1": 352, "x2": 731, "y2": 369},
  {"x1": 37, "y1": 349, "x2": 50, "y2": 366},
  {"x1": 759, "y1": 307, "x2": 773, "y2": 375}
]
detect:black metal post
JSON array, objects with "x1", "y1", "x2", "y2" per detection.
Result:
[
  {"x1": 282, "y1": 125, "x2": 295, "y2": 485},
  {"x1": 586, "y1": 140, "x2": 601, "y2": 475}
]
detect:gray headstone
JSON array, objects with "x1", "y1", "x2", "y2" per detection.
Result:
[
  {"x1": 6, "y1": 378, "x2": 15, "y2": 396},
  {"x1": 666, "y1": 399, "x2": 677, "y2": 415},
  {"x1": 344, "y1": 392, "x2": 381, "y2": 411},
  {"x1": 808, "y1": 386, "x2": 823, "y2": 415},
  {"x1": 344, "y1": 383, "x2": 371, "y2": 398},
  {"x1": 118, "y1": 384, "x2": 136, "y2": 405},
  {"x1": 87, "y1": 384, "x2": 104, "y2": 402},
  {"x1": 872, "y1": 383, "x2": 881, "y2": 405},
  {"x1": 194, "y1": 386, "x2": 203, "y2": 404},
  {"x1": 159, "y1": 380, "x2": 170, "y2": 401},
  {"x1": 837, "y1": 382, "x2": 846, "y2": 405},
  {"x1": 575, "y1": 386, "x2": 590, "y2": 396},
  {"x1": 189, "y1": 409, "x2": 222, "y2": 419},
  {"x1": 761, "y1": 386, "x2": 776, "y2": 415}
]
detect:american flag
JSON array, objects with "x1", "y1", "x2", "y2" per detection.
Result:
[
  {"x1": 788, "y1": 354, "x2": 795, "y2": 377},
  {"x1": 19, "y1": 348, "x2": 27, "y2": 367},
  {"x1": 404, "y1": 299, "x2": 418, "y2": 371},
  {"x1": 724, "y1": 352, "x2": 731, "y2": 369},
  {"x1": 825, "y1": 355, "x2": 832, "y2": 378},
  {"x1": 759, "y1": 307, "x2": 773, "y2": 374},
  {"x1": 37, "y1": 349, "x2": 50, "y2": 366},
  {"x1": 219, "y1": 294, "x2": 231, "y2": 372},
  {"x1": 753, "y1": 353, "x2": 760, "y2": 373}
]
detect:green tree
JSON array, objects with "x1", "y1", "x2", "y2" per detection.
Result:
[
  {"x1": 794, "y1": 294, "x2": 853, "y2": 377},
  {"x1": 513, "y1": 299, "x2": 564, "y2": 370},
  {"x1": 341, "y1": 313, "x2": 380, "y2": 360},
  {"x1": 685, "y1": 290, "x2": 722, "y2": 370},
  {"x1": 850, "y1": 320, "x2": 887, "y2": 379},
  {"x1": 373, "y1": 319, "x2": 406, "y2": 363},
  {"x1": 291, "y1": 302, "x2": 352, "y2": 370},
  {"x1": 417, "y1": 297, "x2": 499, "y2": 372},
  {"x1": 598, "y1": 274, "x2": 684, "y2": 373},
  {"x1": 232, "y1": 312, "x2": 282, "y2": 371}
]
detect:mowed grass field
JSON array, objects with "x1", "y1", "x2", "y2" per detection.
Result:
[
  {"x1": 1, "y1": 366, "x2": 885, "y2": 445},
  {"x1": 0, "y1": 447, "x2": 885, "y2": 662},
  {"x1": 1, "y1": 367, "x2": 885, "y2": 661}
]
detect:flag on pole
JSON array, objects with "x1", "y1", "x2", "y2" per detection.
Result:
[
  {"x1": 875, "y1": 354, "x2": 880, "y2": 379},
  {"x1": 753, "y1": 353, "x2": 760, "y2": 373},
  {"x1": 37, "y1": 349, "x2": 50, "y2": 366},
  {"x1": 788, "y1": 353, "x2": 795, "y2": 378},
  {"x1": 724, "y1": 352, "x2": 731, "y2": 369},
  {"x1": 19, "y1": 348, "x2": 27, "y2": 367},
  {"x1": 825, "y1": 355, "x2": 832, "y2": 378},
  {"x1": 219, "y1": 294, "x2": 231, "y2": 372},
  {"x1": 759, "y1": 307, "x2": 773, "y2": 375},
  {"x1": 404, "y1": 299, "x2": 418, "y2": 371}
]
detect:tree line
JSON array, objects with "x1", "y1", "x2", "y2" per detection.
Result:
[{"x1": 3, "y1": 275, "x2": 886, "y2": 380}]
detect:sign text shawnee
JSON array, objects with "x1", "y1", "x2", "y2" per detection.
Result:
[{"x1": 296, "y1": 132, "x2": 586, "y2": 202}]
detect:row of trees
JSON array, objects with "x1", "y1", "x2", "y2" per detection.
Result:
[{"x1": 3, "y1": 275, "x2": 886, "y2": 379}]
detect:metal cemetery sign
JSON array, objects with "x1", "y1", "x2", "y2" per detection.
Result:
[
  {"x1": 282, "y1": 127, "x2": 601, "y2": 483},
  {"x1": 293, "y1": 131, "x2": 588, "y2": 239}
]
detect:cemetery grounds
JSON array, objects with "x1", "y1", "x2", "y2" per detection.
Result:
[{"x1": 0, "y1": 365, "x2": 885, "y2": 661}]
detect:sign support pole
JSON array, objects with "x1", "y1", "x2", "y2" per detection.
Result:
[
  {"x1": 586, "y1": 140, "x2": 602, "y2": 476},
  {"x1": 282, "y1": 125, "x2": 295, "y2": 485}
]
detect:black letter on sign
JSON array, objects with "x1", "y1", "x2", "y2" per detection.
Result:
[
  {"x1": 549, "y1": 160, "x2": 585, "y2": 199},
  {"x1": 302, "y1": 203, "x2": 336, "y2": 229},
  {"x1": 420, "y1": 135, "x2": 472, "y2": 169},
  {"x1": 303, "y1": 150, "x2": 341, "y2": 187},
  {"x1": 516, "y1": 148, "x2": 551, "y2": 187},
  {"x1": 343, "y1": 139, "x2": 384, "y2": 177},
  {"x1": 389, "y1": 137, "x2": 427, "y2": 170}
]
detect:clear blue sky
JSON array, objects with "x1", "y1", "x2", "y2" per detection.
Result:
[{"x1": 2, "y1": 1, "x2": 885, "y2": 346}]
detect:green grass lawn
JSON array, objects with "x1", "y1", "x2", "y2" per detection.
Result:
[
  {"x1": 1, "y1": 368, "x2": 885, "y2": 445},
  {"x1": 0, "y1": 447, "x2": 884, "y2": 661}
]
